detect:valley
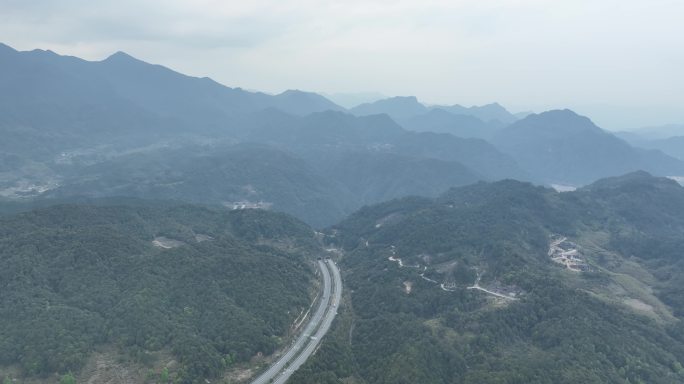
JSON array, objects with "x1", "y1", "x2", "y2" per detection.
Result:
[
  {"x1": 2, "y1": 37, "x2": 684, "y2": 384},
  {"x1": 4, "y1": 44, "x2": 684, "y2": 229}
]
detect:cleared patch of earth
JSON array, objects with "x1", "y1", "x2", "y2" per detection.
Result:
[
  {"x1": 0, "y1": 180, "x2": 60, "y2": 198},
  {"x1": 194, "y1": 234, "x2": 213, "y2": 242},
  {"x1": 550, "y1": 183, "x2": 577, "y2": 192},
  {"x1": 1, "y1": 348, "x2": 177, "y2": 384},
  {"x1": 623, "y1": 298, "x2": 655, "y2": 313},
  {"x1": 573, "y1": 231, "x2": 676, "y2": 323},
  {"x1": 152, "y1": 236, "x2": 185, "y2": 249},
  {"x1": 549, "y1": 235, "x2": 591, "y2": 272},
  {"x1": 82, "y1": 352, "x2": 137, "y2": 384},
  {"x1": 403, "y1": 281, "x2": 413, "y2": 294}
]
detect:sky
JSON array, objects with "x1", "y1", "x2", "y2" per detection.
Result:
[{"x1": 0, "y1": 0, "x2": 682, "y2": 130}]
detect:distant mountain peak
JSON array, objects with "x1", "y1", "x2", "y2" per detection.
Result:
[
  {"x1": 515, "y1": 109, "x2": 600, "y2": 133},
  {"x1": 366, "y1": 95, "x2": 421, "y2": 104},
  {"x1": 21, "y1": 48, "x2": 61, "y2": 59},
  {"x1": 280, "y1": 89, "x2": 307, "y2": 95},
  {"x1": 0, "y1": 42, "x2": 18, "y2": 54},
  {"x1": 278, "y1": 89, "x2": 329, "y2": 100},
  {"x1": 272, "y1": 89, "x2": 345, "y2": 114},
  {"x1": 539, "y1": 108, "x2": 581, "y2": 117},
  {"x1": 493, "y1": 108, "x2": 684, "y2": 185},
  {"x1": 393, "y1": 95, "x2": 419, "y2": 102},
  {"x1": 102, "y1": 50, "x2": 143, "y2": 64},
  {"x1": 429, "y1": 102, "x2": 517, "y2": 124},
  {"x1": 109, "y1": 50, "x2": 133, "y2": 58},
  {"x1": 583, "y1": 170, "x2": 681, "y2": 192},
  {"x1": 350, "y1": 95, "x2": 427, "y2": 120}
]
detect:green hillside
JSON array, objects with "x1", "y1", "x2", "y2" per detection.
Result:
[
  {"x1": 292, "y1": 172, "x2": 684, "y2": 384},
  {"x1": 0, "y1": 203, "x2": 317, "y2": 383}
]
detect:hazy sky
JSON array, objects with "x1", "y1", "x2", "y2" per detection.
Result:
[{"x1": 1, "y1": 0, "x2": 682, "y2": 130}]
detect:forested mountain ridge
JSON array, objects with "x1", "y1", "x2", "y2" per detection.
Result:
[
  {"x1": 292, "y1": 172, "x2": 684, "y2": 383},
  {"x1": 399, "y1": 108, "x2": 502, "y2": 139},
  {"x1": 2, "y1": 42, "x2": 679, "y2": 205},
  {"x1": 492, "y1": 110, "x2": 684, "y2": 185},
  {"x1": 26, "y1": 138, "x2": 495, "y2": 228},
  {"x1": 0, "y1": 43, "x2": 343, "y2": 127},
  {"x1": 350, "y1": 96, "x2": 429, "y2": 120},
  {"x1": 435, "y1": 102, "x2": 517, "y2": 124},
  {"x1": 349, "y1": 96, "x2": 518, "y2": 124},
  {"x1": 0, "y1": 43, "x2": 344, "y2": 172},
  {"x1": 617, "y1": 129, "x2": 684, "y2": 161},
  {"x1": 0, "y1": 202, "x2": 319, "y2": 383},
  {"x1": 0, "y1": 43, "x2": 528, "y2": 227},
  {"x1": 41, "y1": 143, "x2": 357, "y2": 228},
  {"x1": 4, "y1": 40, "x2": 684, "y2": 384},
  {"x1": 240, "y1": 111, "x2": 526, "y2": 183}
]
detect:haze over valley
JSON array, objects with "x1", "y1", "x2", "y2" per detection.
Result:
[
  {"x1": 2, "y1": 1, "x2": 684, "y2": 383},
  {"x1": 3, "y1": 43, "x2": 684, "y2": 226}
]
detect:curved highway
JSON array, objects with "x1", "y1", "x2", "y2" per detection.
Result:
[{"x1": 251, "y1": 259, "x2": 342, "y2": 384}]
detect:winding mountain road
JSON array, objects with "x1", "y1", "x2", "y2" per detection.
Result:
[{"x1": 250, "y1": 259, "x2": 342, "y2": 384}]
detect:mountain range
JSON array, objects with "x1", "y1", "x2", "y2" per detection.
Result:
[
  {"x1": 2, "y1": 41, "x2": 684, "y2": 222},
  {"x1": 616, "y1": 125, "x2": 684, "y2": 161},
  {"x1": 3, "y1": 41, "x2": 684, "y2": 384},
  {"x1": 492, "y1": 110, "x2": 684, "y2": 185}
]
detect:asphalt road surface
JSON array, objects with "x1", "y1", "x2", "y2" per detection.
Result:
[
  {"x1": 272, "y1": 260, "x2": 342, "y2": 384},
  {"x1": 250, "y1": 259, "x2": 341, "y2": 384}
]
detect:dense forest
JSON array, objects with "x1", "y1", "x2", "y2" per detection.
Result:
[
  {"x1": 291, "y1": 172, "x2": 684, "y2": 383},
  {"x1": 3, "y1": 41, "x2": 684, "y2": 384},
  {"x1": 0, "y1": 202, "x2": 318, "y2": 383}
]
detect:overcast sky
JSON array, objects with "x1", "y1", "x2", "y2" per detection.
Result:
[{"x1": 1, "y1": 0, "x2": 682, "y2": 130}]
